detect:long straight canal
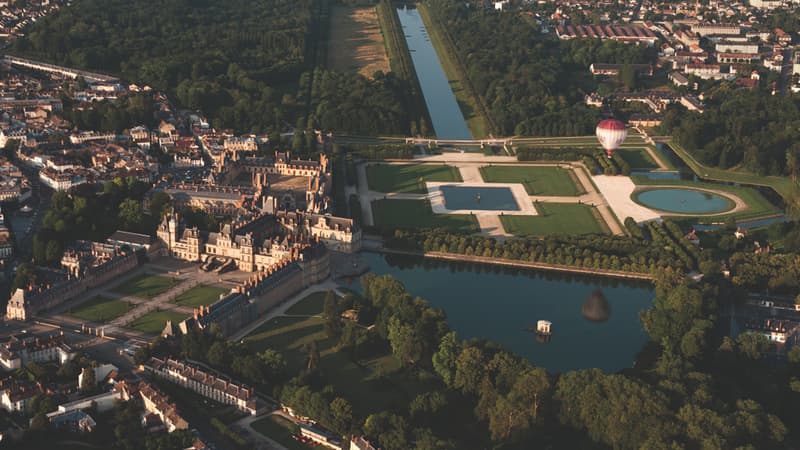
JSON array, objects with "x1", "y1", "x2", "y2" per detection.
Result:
[
  {"x1": 367, "y1": 9, "x2": 654, "y2": 373},
  {"x1": 397, "y1": 7, "x2": 472, "y2": 140}
]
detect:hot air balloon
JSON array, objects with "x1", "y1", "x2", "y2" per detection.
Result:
[{"x1": 596, "y1": 119, "x2": 627, "y2": 158}]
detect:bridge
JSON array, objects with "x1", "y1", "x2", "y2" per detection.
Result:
[{"x1": 2, "y1": 55, "x2": 119, "y2": 83}]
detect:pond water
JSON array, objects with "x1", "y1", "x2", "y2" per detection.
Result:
[
  {"x1": 347, "y1": 252, "x2": 654, "y2": 373},
  {"x1": 440, "y1": 185, "x2": 519, "y2": 211},
  {"x1": 397, "y1": 7, "x2": 472, "y2": 140},
  {"x1": 635, "y1": 188, "x2": 733, "y2": 214}
]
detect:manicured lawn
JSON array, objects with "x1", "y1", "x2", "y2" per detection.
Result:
[
  {"x1": 371, "y1": 199, "x2": 478, "y2": 232},
  {"x1": 479, "y1": 165, "x2": 582, "y2": 196},
  {"x1": 500, "y1": 203, "x2": 605, "y2": 236},
  {"x1": 69, "y1": 296, "x2": 132, "y2": 323},
  {"x1": 244, "y1": 316, "x2": 425, "y2": 417},
  {"x1": 630, "y1": 176, "x2": 781, "y2": 222},
  {"x1": 171, "y1": 285, "x2": 229, "y2": 308},
  {"x1": 285, "y1": 291, "x2": 338, "y2": 316},
  {"x1": 251, "y1": 416, "x2": 312, "y2": 450},
  {"x1": 615, "y1": 148, "x2": 659, "y2": 170},
  {"x1": 128, "y1": 310, "x2": 188, "y2": 335},
  {"x1": 366, "y1": 164, "x2": 461, "y2": 194},
  {"x1": 113, "y1": 274, "x2": 180, "y2": 299}
]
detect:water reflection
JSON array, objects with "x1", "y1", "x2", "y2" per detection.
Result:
[
  {"x1": 582, "y1": 288, "x2": 612, "y2": 323},
  {"x1": 353, "y1": 252, "x2": 654, "y2": 373}
]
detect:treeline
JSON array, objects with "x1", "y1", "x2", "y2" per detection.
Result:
[
  {"x1": 516, "y1": 146, "x2": 630, "y2": 175},
  {"x1": 387, "y1": 226, "x2": 696, "y2": 273},
  {"x1": 338, "y1": 143, "x2": 416, "y2": 159},
  {"x1": 377, "y1": 0, "x2": 432, "y2": 136},
  {"x1": 728, "y1": 252, "x2": 800, "y2": 293},
  {"x1": 661, "y1": 91, "x2": 800, "y2": 176},
  {"x1": 424, "y1": 0, "x2": 651, "y2": 136}
]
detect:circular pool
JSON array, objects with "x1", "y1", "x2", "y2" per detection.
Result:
[{"x1": 634, "y1": 188, "x2": 734, "y2": 214}]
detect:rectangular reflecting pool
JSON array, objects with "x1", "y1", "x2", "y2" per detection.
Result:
[{"x1": 440, "y1": 185, "x2": 520, "y2": 211}]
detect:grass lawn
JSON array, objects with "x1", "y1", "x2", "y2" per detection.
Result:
[
  {"x1": 128, "y1": 310, "x2": 188, "y2": 335},
  {"x1": 285, "y1": 291, "x2": 338, "y2": 316},
  {"x1": 69, "y1": 296, "x2": 133, "y2": 323},
  {"x1": 372, "y1": 199, "x2": 478, "y2": 232},
  {"x1": 479, "y1": 165, "x2": 582, "y2": 196},
  {"x1": 500, "y1": 203, "x2": 605, "y2": 236},
  {"x1": 615, "y1": 148, "x2": 659, "y2": 170},
  {"x1": 244, "y1": 317, "x2": 425, "y2": 417},
  {"x1": 367, "y1": 164, "x2": 461, "y2": 194},
  {"x1": 630, "y1": 176, "x2": 781, "y2": 222},
  {"x1": 171, "y1": 285, "x2": 229, "y2": 308},
  {"x1": 251, "y1": 415, "x2": 312, "y2": 450},
  {"x1": 113, "y1": 274, "x2": 180, "y2": 299}
]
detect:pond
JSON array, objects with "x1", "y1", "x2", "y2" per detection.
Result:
[
  {"x1": 440, "y1": 185, "x2": 520, "y2": 211},
  {"x1": 347, "y1": 252, "x2": 654, "y2": 373},
  {"x1": 634, "y1": 188, "x2": 734, "y2": 214},
  {"x1": 396, "y1": 7, "x2": 472, "y2": 140}
]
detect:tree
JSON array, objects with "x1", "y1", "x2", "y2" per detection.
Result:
[
  {"x1": 432, "y1": 331, "x2": 459, "y2": 387},
  {"x1": 207, "y1": 341, "x2": 229, "y2": 367},
  {"x1": 388, "y1": 317, "x2": 422, "y2": 367},
  {"x1": 258, "y1": 349, "x2": 287, "y2": 381},
  {"x1": 329, "y1": 397, "x2": 354, "y2": 437},
  {"x1": 80, "y1": 367, "x2": 95, "y2": 392},
  {"x1": 303, "y1": 340, "x2": 320, "y2": 373},
  {"x1": 454, "y1": 346, "x2": 486, "y2": 394},
  {"x1": 118, "y1": 198, "x2": 144, "y2": 230},
  {"x1": 364, "y1": 412, "x2": 409, "y2": 450},
  {"x1": 324, "y1": 290, "x2": 342, "y2": 339}
]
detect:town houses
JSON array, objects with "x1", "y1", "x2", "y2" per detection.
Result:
[
  {"x1": 145, "y1": 358, "x2": 263, "y2": 416},
  {"x1": 0, "y1": 332, "x2": 75, "y2": 370}
]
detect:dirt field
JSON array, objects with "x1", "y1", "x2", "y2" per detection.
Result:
[{"x1": 328, "y1": 6, "x2": 390, "y2": 78}]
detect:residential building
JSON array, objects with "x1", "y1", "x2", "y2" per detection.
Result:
[
  {"x1": 743, "y1": 319, "x2": 800, "y2": 344},
  {"x1": 48, "y1": 410, "x2": 96, "y2": 433},
  {"x1": 139, "y1": 382, "x2": 189, "y2": 433},
  {"x1": 0, "y1": 378, "x2": 43, "y2": 413},
  {"x1": 0, "y1": 332, "x2": 75, "y2": 370},
  {"x1": 145, "y1": 358, "x2": 262, "y2": 416}
]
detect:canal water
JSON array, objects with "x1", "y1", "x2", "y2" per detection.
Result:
[
  {"x1": 397, "y1": 7, "x2": 472, "y2": 140},
  {"x1": 348, "y1": 252, "x2": 654, "y2": 373}
]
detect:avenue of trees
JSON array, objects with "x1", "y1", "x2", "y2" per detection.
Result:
[
  {"x1": 425, "y1": 0, "x2": 653, "y2": 136},
  {"x1": 660, "y1": 91, "x2": 800, "y2": 176},
  {"x1": 387, "y1": 223, "x2": 699, "y2": 273}
]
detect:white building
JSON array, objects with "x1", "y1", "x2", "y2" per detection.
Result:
[{"x1": 0, "y1": 333, "x2": 75, "y2": 371}]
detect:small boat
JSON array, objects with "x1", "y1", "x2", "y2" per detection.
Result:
[{"x1": 525, "y1": 320, "x2": 552, "y2": 335}]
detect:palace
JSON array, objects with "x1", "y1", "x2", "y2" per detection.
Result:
[
  {"x1": 5, "y1": 241, "x2": 139, "y2": 320},
  {"x1": 156, "y1": 210, "x2": 358, "y2": 272}
]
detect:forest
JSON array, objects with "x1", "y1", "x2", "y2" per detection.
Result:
[
  {"x1": 660, "y1": 90, "x2": 800, "y2": 176},
  {"x1": 188, "y1": 272, "x2": 792, "y2": 449},
  {"x1": 12, "y1": 0, "x2": 422, "y2": 136},
  {"x1": 424, "y1": 0, "x2": 653, "y2": 136}
]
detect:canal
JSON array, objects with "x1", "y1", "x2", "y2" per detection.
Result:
[
  {"x1": 396, "y1": 7, "x2": 472, "y2": 140},
  {"x1": 349, "y1": 252, "x2": 654, "y2": 373}
]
